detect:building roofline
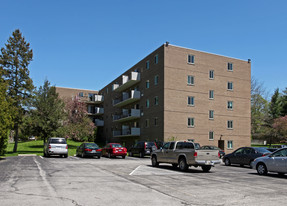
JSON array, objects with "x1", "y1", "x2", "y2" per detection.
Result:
[{"x1": 55, "y1": 86, "x2": 98, "y2": 92}]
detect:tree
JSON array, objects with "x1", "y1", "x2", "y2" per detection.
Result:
[
  {"x1": 0, "y1": 69, "x2": 13, "y2": 156},
  {"x1": 272, "y1": 115, "x2": 287, "y2": 142},
  {"x1": 57, "y1": 98, "x2": 96, "y2": 142},
  {"x1": 0, "y1": 29, "x2": 34, "y2": 152},
  {"x1": 281, "y1": 88, "x2": 287, "y2": 116},
  {"x1": 269, "y1": 88, "x2": 282, "y2": 120},
  {"x1": 31, "y1": 80, "x2": 66, "y2": 143}
]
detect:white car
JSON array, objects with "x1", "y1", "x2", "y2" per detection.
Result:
[
  {"x1": 251, "y1": 148, "x2": 287, "y2": 175},
  {"x1": 44, "y1": 137, "x2": 68, "y2": 158}
]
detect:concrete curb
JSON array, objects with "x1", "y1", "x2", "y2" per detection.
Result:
[{"x1": 18, "y1": 154, "x2": 37, "y2": 156}]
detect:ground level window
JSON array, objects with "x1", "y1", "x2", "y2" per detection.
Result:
[
  {"x1": 188, "y1": 118, "x2": 194, "y2": 127},
  {"x1": 227, "y1": 141, "x2": 233, "y2": 149},
  {"x1": 209, "y1": 131, "x2": 214, "y2": 140},
  {"x1": 227, "y1": 120, "x2": 233, "y2": 129}
]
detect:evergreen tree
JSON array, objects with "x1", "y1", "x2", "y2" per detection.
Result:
[
  {"x1": 269, "y1": 88, "x2": 282, "y2": 120},
  {"x1": 31, "y1": 80, "x2": 66, "y2": 143},
  {"x1": 0, "y1": 29, "x2": 34, "y2": 152},
  {"x1": 281, "y1": 88, "x2": 287, "y2": 116}
]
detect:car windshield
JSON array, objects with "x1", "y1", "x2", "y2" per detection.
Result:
[
  {"x1": 146, "y1": 142, "x2": 156, "y2": 147},
  {"x1": 50, "y1": 139, "x2": 66, "y2": 144},
  {"x1": 85, "y1": 143, "x2": 99, "y2": 149},
  {"x1": 112, "y1": 144, "x2": 122, "y2": 148},
  {"x1": 255, "y1": 147, "x2": 270, "y2": 153}
]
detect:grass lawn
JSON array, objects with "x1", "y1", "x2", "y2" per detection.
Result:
[{"x1": 3, "y1": 139, "x2": 83, "y2": 157}]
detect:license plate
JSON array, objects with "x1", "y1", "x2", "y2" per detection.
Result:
[
  {"x1": 119, "y1": 149, "x2": 122, "y2": 152},
  {"x1": 206, "y1": 161, "x2": 211, "y2": 165},
  {"x1": 92, "y1": 150, "x2": 95, "y2": 153}
]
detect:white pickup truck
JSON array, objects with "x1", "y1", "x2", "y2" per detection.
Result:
[{"x1": 151, "y1": 141, "x2": 221, "y2": 172}]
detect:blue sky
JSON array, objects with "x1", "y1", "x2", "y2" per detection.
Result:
[{"x1": 1, "y1": 0, "x2": 286, "y2": 96}]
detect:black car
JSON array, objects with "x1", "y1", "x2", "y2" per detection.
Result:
[
  {"x1": 129, "y1": 141, "x2": 157, "y2": 158},
  {"x1": 76, "y1": 143, "x2": 102, "y2": 158},
  {"x1": 200, "y1": 145, "x2": 225, "y2": 158},
  {"x1": 223, "y1": 147, "x2": 271, "y2": 167}
]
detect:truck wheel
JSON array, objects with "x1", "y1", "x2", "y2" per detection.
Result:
[
  {"x1": 202, "y1": 165, "x2": 211, "y2": 172},
  {"x1": 225, "y1": 158, "x2": 231, "y2": 166},
  {"x1": 151, "y1": 156, "x2": 159, "y2": 167},
  {"x1": 179, "y1": 158, "x2": 188, "y2": 171}
]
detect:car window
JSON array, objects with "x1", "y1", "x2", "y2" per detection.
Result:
[
  {"x1": 112, "y1": 144, "x2": 122, "y2": 148},
  {"x1": 146, "y1": 142, "x2": 156, "y2": 147},
  {"x1": 184, "y1": 142, "x2": 194, "y2": 149},
  {"x1": 254, "y1": 147, "x2": 270, "y2": 154},
  {"x1": 50, "y1": 139, "x2": 67, "y2": 144},
  {"x1": 162, "y1": 143, "x2": 170, "y2": 150},
  {"x1": 273, "y1": 149, "x2": 287, "y2": 157},
  {"x1": 243, "y1": 148, "x2": 253, "y2": 154},
  {"x1": 169, "y1": 142, "x2": 175, "y2": 150},
  {"x1": 86, "y1": 143, "x2": 99, "y2": 149},
  {"x1": 234, "y1": 148, "x2": 244, "y2": 155}
]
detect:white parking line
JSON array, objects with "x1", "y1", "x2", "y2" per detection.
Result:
[
  {"x1": 39, "y1": 156, "x2": 43, "y2": 159},
  {"x1": 129, "y1": 165, "x2": 142, "y2": 175}
]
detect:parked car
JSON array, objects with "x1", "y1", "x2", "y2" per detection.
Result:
[
  {"x1": 251, "y1": 148, "x2": 287, "y2": 175},
  {"x1": 265, "y1": 148, "x2": 278, "y2": 153},
  {"x1": 200, "y1": 145, "x2": 225, "y2": 158},
  {"x1": 101, "y1": 143, "x2": 127, "y2": 159},
  {"x1": 129, "y1": 141, "x2": 157, "y2": 158},
  {"x1": 223, "y1": 147, "x2": 271, "y2": 167},
  {"x1": 76, "y1": 143, "x2": 102, "y2": 158},
  {"x1": 44, "y1": 137, "x2": 68, "y2": 158}
]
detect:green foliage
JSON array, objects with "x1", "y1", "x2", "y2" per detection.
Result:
[
  {"x1": 272, "y1": 115, "x2": 287, "y2": 141},
  {"x1": 269, "y1": 88, "x2": 282, "y2": 120},
  {"x1": 31, "y1": 80, "x2": 66, "y2": 143},
  {"x1": 0, "y1": 29, "x2": 34, "y2": 152},
  {"x1": 281, "y1": 88, "x2": 287, "y2": 116}
]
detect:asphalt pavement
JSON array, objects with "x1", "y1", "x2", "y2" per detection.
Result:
[{"x1": 0, "y1": 155, "x2": 286, "y2": 206}]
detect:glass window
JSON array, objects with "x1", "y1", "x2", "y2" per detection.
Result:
[
  {"x1": 227, "y1": 101, "x2": 233, "y2": 109},
  {"x1": 227, "y1": 120, "x2": 233, "y2": 129},
  {"x1": 154, "y1": 96, "x2": 159, "y2": 105},
  {"x1": 188, "y1": 54, "x2": 195, "y2": 64},
  {"x1": 154, "y1": 54, "x2": 158, "y2": 64},
  {"x1": 188, "y1": 96, "x2": 194, "y2": 106},
  {"x1": 209, "y1": 131, "x2": 214, "y2": 140},
  {"x1": 146, "y1": 99, "x2": 150, "y2": 108},
  {"x1": 187, "y1": 75, "x2": 194, "y2": 85},
  {"x1": 209, "y1": 70, "x2": 214, "y2": 79},
  {"x1": 154, "y1": 75, "x2": 159, "y2": 85},
  {"x1": 154, "y1": 117, "x2": 158, "y2": 126},
  {"x1": 188, "y1": 117, "x2": 194, "y2": 127},
  {"x1": 169, "y1": 142, "x2": 175, "y2": 150},
  {"x1": 146, "y1": 80, "x2": 150, "y2": 89},
  {"x1": 145, "y1": 119, "x2": 150, "y2": 128},
  {"x1": 146, "y1": 60, "x2": 150, "y2": 69},
  {"x1": 228, "y1": 63, "x2": 233, "y2": 71},
  {"x1": 209, "y1": 90, "x2": 214, "y2": 99},
  {"x1": 228, "y1": 141, "x2": 233, "y2": 149},
  {"x1": 228, "y1": 82, "x2": 233, "y2": 90},
  {"x1": 79, "y1": 92, "x2": 83, "y2": 97},
  {"x1": 162, "y1": 142, "x2": 170, "y2": 149},
  {"x1": 209, "y1": 110, "x2": 214, "y2": 119}
]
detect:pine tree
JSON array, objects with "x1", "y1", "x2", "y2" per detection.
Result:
[
  {"x1": 269, "y1": 88, "x2": 282, "y2": 120},
  {"x1": 0, "y1": 29, "x2": 34, "y2": 152},
  {"x1": 281, "y1": 88, "x2": 287, "y2": 116},
  {"x1": 31, "y1": 80, "x2": 66, "y2": 143}
]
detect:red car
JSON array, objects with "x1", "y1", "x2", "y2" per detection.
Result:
[{"x1": 101, "y1": 143, "x2": 127, "y2": 159}]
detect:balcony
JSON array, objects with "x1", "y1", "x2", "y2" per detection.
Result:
[
  {"x1": 94, "y1": 119, "x2": 104, "y2": 126},
  {"x1": 113, "y1": 127, "x2": 140, "y2": 137},
  {"x1": 88, "y1": 106, "x2": 104, "y2": 116},
  {"x1": 113, "y1": 90, "x2": 140, "y2": 107},
  {"x1": 114, "y1": 72, "x2": 140, "y2": 92},
  {"x1": 113, "y1": 109, "x2": 140, "y2": 123},
  {"x1": 91, "y1": 95, "x2": 104, "y2": 103}
]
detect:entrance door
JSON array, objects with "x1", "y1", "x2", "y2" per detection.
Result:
[{"x1": 218, "y1": 140, "x2": 224, "y2": 151}]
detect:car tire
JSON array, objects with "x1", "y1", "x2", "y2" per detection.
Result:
[
  {"x1": 225, "y1": 158, "x2": 231, "y2": 166},
  {"x1": 172, "y1": 164, "x2": 178, "y2": 168},
  {"x1": 151, "y1": 155, "x2": 159, "y2": 167},
  {"x1": 97, "y1": 155, "x2": 101, "y2": 159},
  {"x1": 179, "y1": 158, "x2": 188, "y2": 171},
  {"x1": 202, "y1": 165, "x2": 212, "y2": 172},
  {"x1": 64, "y1": 154, "x2": 68, "y2": 158},
  {"x1": 257, "y1": 163, "x2": 267, "y2": 175},
  {"x1": 139, "y1": 152, "x2": 144, "y2": 158}
]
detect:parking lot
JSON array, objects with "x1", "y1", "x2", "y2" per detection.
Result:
[{"x1": 0, "y1": 155, "x2": 286, "y2": 206}]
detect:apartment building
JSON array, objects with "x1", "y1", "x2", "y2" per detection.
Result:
[{"x1": 56, "y1": 43, "x2": 251, "y2": 153}]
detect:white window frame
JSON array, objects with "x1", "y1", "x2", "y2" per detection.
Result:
[
  {"x1": 188, "y1": 117, "x2": 194, "y2": 127},
  {"x1": 227, "y1": 140, "x2": 233, "y2": 149},
  {"x1": 209, "y1": 110, "x2": 214, "y2": 119},
  {"x1": 188, "y1": 96, "x2": 194, "y2": 106},
  {"x1": 209, "y1": 70, "x2": 214, "y2": 79},
  {"x1": 187, "y1": 75, "x2": 194, "y2": 85},
  {"x1": 228, "y1": 63, "x2": 233, "y2": 71},
  {"x1": 227, "y1": 101, "x2": 233, "y2": 110},
  {"x1": 188, "y1": 54, "x2": 195, "y2": 64},
  {"x1": 209, "y1": 90, "x2": 214, "y2": 99},
  {"x1": 209, "y1": 131, "x2": 214, "y2": 140},
  {"x1": 227, "y1": 82, "x2": 233, "y2": 90},
  {"x1": 227, "y1": 120, "x2": 233, "y2": 129}
]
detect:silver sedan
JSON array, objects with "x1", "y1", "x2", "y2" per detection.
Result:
[{"x1": 251, "y1": 148, "x2": 287, "y2": 175}]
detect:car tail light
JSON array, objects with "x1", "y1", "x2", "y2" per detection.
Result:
[
  {"x1": 113, "y1": 148, "x2": 116, "y2": 152},
  {"x1": 49, "y1": 145, "x2": 51, "y2": 149},
  {"x1": 66, "y1": 145, "x2": 68, "y2": 149},
  {"x1": 124, "y1": 148, "x2": 127, "y2": 152},
  {"x1": 85, "y1": 149, "x2": 92, "y2": 151},
  {"x1": 96, "y1": 149, "x2": 102, "y2": 152},
  {"x1": 194, "y1": 151, "x2": 198, "y2": 157},
  {"x1": 218, "y1": 152, "x2": 220, "y2": 158},
  {"x1": 144, "y1": 142, "x2": 147, "y2": 149},
  {"x1": 154, "y1": 142, "x2": 158, "y2": 149}
]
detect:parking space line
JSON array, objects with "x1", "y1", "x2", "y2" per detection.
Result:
[
  {"x1": 129, "y1": 165, "x2": 142, "y2": 175},
  {"x1": 39, "y1": 156, "x2": 43, "y2": 159}
]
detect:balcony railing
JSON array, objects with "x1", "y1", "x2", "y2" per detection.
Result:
[
  {"x1": 93, "y1": 95, "x2": 104, "y2": 103},
  {"x1": 113, "y1": 109, "x2": 140, "y2": 123},
  {"x1": 94, "y1": 119, "x2": 104, "y2": 126},
  {"x1": 113, "y1": 127, "x2": 140, "y2": 137},
  {"x1": 113, "y1": 90, "x2": 140, "y2": 107},
  {"x1": 114, "y1": 71, "x2": 140, "y2": 92},
  {"x1": 88, "y1": 106, "x2": 104, "y2": 116}
]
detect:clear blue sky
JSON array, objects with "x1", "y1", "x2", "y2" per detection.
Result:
[{"x1": 1, "y1": 0, "x2": 286, "y2": 96}]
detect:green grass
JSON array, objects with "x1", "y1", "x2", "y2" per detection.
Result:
[{"x1": 2, "y1": 139, "x2": 83, "y2": 157}]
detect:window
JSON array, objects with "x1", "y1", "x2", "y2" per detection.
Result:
[
  {"x1": 188, "y1": 96, "x2": 194, "y2": 106},
  {"x1": 228, "y1": 63, "x2": 233, "y2": 71},
  {"x1": 154, "y1": 117, "x2": 158, "y2": 126},
  {"x1": 187, "y1": 75, "x2": 194, "y2": 85},
  {"x1": 188, "y1": 118, "x2": 194, "y2": 127},
  {"x1": 209, "y1": 131, "x2": 214, "y2": 140},
  {"x1": 106, "y1": 87, "x2": 109, "y2": 94},
  {"x1": 227, "y1": 141, "x2": 233, "y2": 149},
  {"x1": 209, "y1": 90, "x2": 214, "y2": 99},
  {"x1": 154, "y1": 54, "x2": 158, "y2": 64},
  {"x1": 145, "y1": 119, "x2": 150, "y2": 128},
  {"x1": 154, "y1": 75, "x2": 159, "y2": 85},
  {"x1": 227, "y1": 101, "x2": 233, "y2": 109},
  {"x1": 227, "y1": 120, "x2": 233, "y2": 129},
  {"x1": 146, "y1": 80, "x2": 150, "y2": 89},
  {"x1": 146, "y1": 60, "x2": 150, "y2": 69},
  {"x1": 188, "y1": 54, "x2": 195, "y2": 64},
  {"x1": 227, "y1": 82, "x2": 233, "y2": 90},
  {"x1": 154, "y1": 96, "x2": 159, "y2": 105},
  {"x1": 209, "y1": 70, "x2": 214, "y2": 79},
  {"x1": 79, "y1": 92, "x2": 83, "y2": 97},
  {"x1": 209, "y1": 110, "x2": 214, "y2": 119},
  {"x1": 162, "y1": 142, "x2": 170, "y2": 150},
  {"x1": 146, "y1": 99, "x2": 150, "y2": 108},
  {"x1": 176, "y1": 142, "x2": 194, "y2": 149}
]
